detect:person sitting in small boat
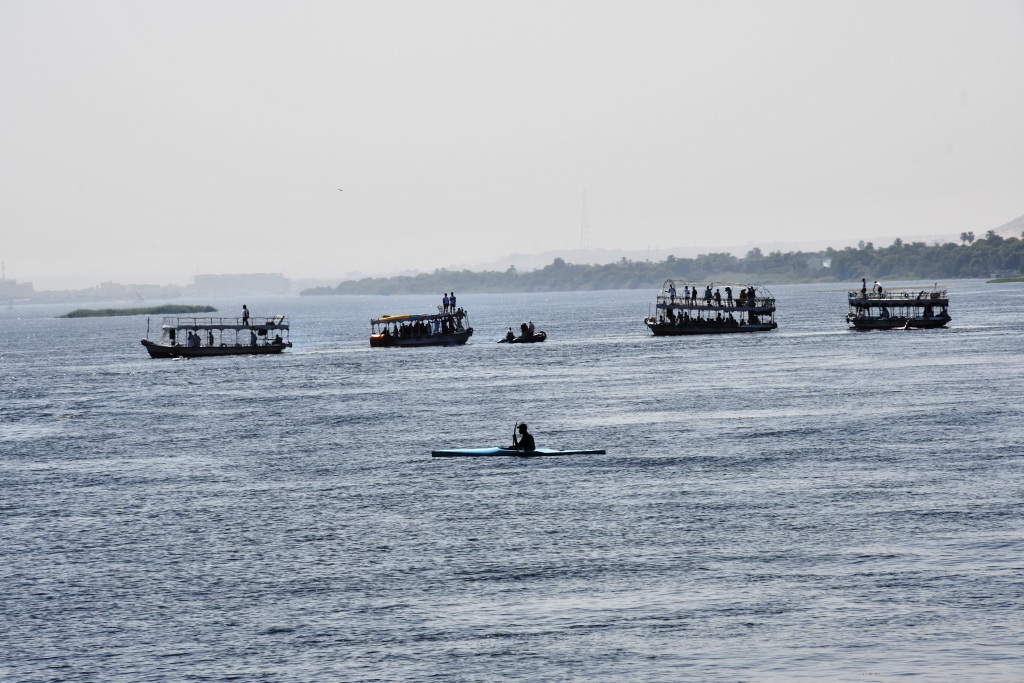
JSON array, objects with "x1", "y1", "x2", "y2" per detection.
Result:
[
  {"x1": 505, "y1": 328, "x2": 515, "y2": 342},
  {"x1": 509, "y1": 423, "x2": 536, "y2": 452},
  {"x1": 528, "y1": 320, "x2": 535, "y2": 335}
]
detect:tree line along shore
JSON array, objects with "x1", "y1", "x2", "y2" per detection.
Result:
[{"x1": 303, "y1": 232, "x2": 1024, "y2": 296}]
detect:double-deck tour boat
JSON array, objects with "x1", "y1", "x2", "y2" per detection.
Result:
[
  {"x1": 846, "y1": 286, "x2": 951, "y2": 330},
  {"x1": 370, "y1": 307, "x2": 473, "y2": 347},
  {"x1": 645, "y1": 280, "x2": 778, "y2": 335},
  {"x1": 141, "y1": 314, "x2": 292, "y2": 358}
]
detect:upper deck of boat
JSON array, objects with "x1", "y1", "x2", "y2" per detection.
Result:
[
  {"x1": 654, "y1": 281, "x2": 776, "y2": 313},
  {"x1": 159, "y1": 315, "x2": 289, "y2": 331},
  {"x1": 848, "y1": 290, "x2": 948, "y2": 307}
]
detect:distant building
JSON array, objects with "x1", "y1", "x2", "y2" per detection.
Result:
[
  {"x1": 191, "y1": 273, "x2": 292, "y2": 296},
  {"x1": 0, "y1": 277, "x2": 35, "y2": 301}
]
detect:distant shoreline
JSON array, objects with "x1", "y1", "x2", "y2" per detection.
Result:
[{"x1": 59, "y1": 305, "x2": 217, "y2": 318}]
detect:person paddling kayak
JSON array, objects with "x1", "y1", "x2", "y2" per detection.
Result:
[{"x1": 508, "y1": 423, "x2": 536, "y2": 452}]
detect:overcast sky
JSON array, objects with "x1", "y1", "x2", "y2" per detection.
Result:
[{"x1": 2, "y1": 1, "x2": 1023, "y2": 289}]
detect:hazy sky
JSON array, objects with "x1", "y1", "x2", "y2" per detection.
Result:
[{"x1": 2, "y1": 1, "x2": 1023, "y2": 288}]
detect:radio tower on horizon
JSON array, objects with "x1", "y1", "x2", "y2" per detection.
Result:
[{"x1": 580, "y1": 189, "x2": 592, "y2": 251}]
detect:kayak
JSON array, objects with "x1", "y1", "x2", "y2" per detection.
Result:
[{"x1": 431, "y1": 447, "x2": 606, "y2": 458}]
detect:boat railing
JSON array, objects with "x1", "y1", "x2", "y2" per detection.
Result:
[
  {"x1": 656, "y1": 295, "x2": 775, "y2": 310},
  {"x1": 847, "y1": 288, "x2": 942, "y2": 299},
  {"x1": 160, "y1": 315, "x2": 289, "y2": 329}
]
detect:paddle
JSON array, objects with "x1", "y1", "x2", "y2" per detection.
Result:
[{"x1": 512, "y1": 422, "x2": 519, "y2": 450}]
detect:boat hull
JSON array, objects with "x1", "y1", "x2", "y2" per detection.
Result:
[
  {"x1": 646, "y1": 321, "x2": 777, "y2": 335},
  {"x1": 141, "y1": 339, "x2": 291, "y2": 358},
  {"x1": 846, "y1": 314, "x2": 951, "y2": 330},
  {"x1": 431, "y1": 447, "x2": 607, "y2": 457},
  {"x1": 370, "y1": 329, "x2": 473, "y2": 347}
]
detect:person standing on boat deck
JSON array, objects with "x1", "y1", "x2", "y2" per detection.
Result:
[
  {"x1": 250, "y1": 329, "x2": 257, "y2": 346},
  {"x1": 242, "y1": 304, "x2": 249, "y2": 326},
  {"x1": 713, "y1": 289, "x2": 722, "y2": 306},
  {"x1": 725, "y1": 286, "x2": 733, "y2": 305},
  {"x1": 528, "y1": 320, "x2": 535, "y2": 335},
  {"x1": 683, "y1": 285, "x2": 690, "y2": 302},
  {"x1": 704, "y1": 285, "x2": 713, "y2": 304},
  {"x1": 874, "y1": 280, "x2": 882, "y2": 296},
  {"x1": 861, "y1": 278, "x2": 868, "y2": 297},
  {"x1": 450, "y1": 292, "x2": 456, "y2": 312},
  {"x1": 668, "y1": 283, "x2": 676, "y2": 302},
  {"x1": 442, "y1": 293, "x2": 449, "y2": 313},
  {"x1": 509, "y1": 423, "x2": 536, "y2": 452}
]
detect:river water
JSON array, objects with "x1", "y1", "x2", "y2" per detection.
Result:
[{"x1": 2, "y1": 280, "x2": 1022, "y2": 681}]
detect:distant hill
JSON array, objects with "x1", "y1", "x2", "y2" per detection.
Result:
[{"x1": 991, "y1": 214, "x2": 1024, "y2": 238}]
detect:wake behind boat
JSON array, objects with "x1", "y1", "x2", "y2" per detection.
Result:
[
  {"x1": 431, "y1": 447, "x2": 606, "y2": 457},
  {"x1": 141, "y1": 314, "x2": 292, "y2": 358}
]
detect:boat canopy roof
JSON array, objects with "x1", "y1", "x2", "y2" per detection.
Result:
[
  {"x1": 160, "y1": 314, "x2": 288, "y2": 331},
  {"x1": 372, "y1": 311, "x2": 464, "y2": 325}
]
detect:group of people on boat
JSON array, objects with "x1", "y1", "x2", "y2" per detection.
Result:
[
  {"x1": 859, "y1": 279, "x2": 887, "y2": 297},
  {"x1": 505, "y1": 320, "x2": 537, "y2": 341},
  {"x1": 441, "y1": 292, "x2": 458, "y2": 313},
  {"x1": 655, "y1": 310, "x2": 760, "y2": 326},
  {"x1": 667, "y1": 284, "x2": 760, "y2": 308},
  {"x1": 182, "y1": 330, "x2": 216, "y2": 348},
  {"x1": 381, "y1": 310, "x2": 467, "y2": 340}
]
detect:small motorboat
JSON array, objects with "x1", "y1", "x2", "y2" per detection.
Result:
[{"x1": 497, "y1": 329, "x2": 547, "y2": 344}]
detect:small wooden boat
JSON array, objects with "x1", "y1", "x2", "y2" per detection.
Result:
[
  {"x1": 431, "y1": 447, "x2": 606, "y2": 457},
  {"x1": 370, "y1": 308, "x2": 473, "y2": 347},
  {"x1": 141, "y1": 314, "x2": 292, "y2": 358}
]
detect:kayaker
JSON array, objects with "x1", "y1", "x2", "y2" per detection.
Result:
[{"x1": 510, "y1": 423, "x2": 536, "y2": 452}]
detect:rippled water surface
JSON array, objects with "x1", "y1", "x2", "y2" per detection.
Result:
[{"x1": 2, "y1": 281, "x2": 1023, "y2": 681}]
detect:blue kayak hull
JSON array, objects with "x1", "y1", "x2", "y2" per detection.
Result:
[{"x1": 431, "y1": 447, "x2": 606, "y2": 458}]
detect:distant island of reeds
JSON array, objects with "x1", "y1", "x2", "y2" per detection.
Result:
[{"x1": 60, "y1": 305, "x2": 217, "y2": 318}]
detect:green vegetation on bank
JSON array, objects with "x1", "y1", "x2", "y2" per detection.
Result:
[
  {"x1": 60, "y1": 305, "x2": 217, "y2": 318},
  {"x1": 303, "y1": 232, "x2": 1024, "y2": 295}
]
